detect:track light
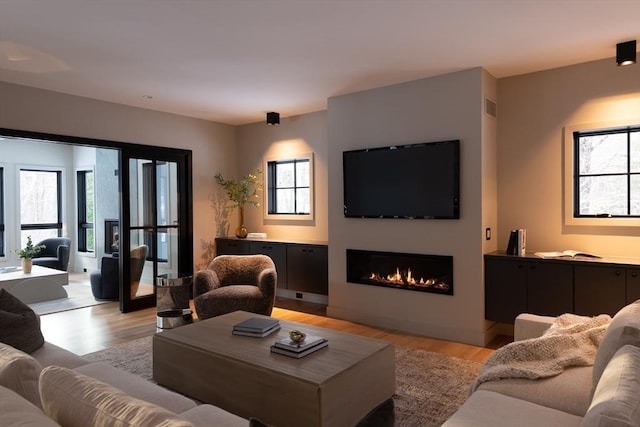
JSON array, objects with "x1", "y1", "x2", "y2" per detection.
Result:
[
  {"x1": 266, "y1": 112, "x2": 280, "y2": 125},
  {"x1": 616, "y1": 40, "x2": 636, "y2": 66}
]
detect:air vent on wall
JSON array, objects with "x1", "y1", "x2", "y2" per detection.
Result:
[{"x1": 485, "y1": 98, "x2": 497, "y2": 118}]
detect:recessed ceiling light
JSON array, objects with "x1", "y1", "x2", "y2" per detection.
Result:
[{"x1": 142, "y1": 95, "x2": 153, "y2": 99}]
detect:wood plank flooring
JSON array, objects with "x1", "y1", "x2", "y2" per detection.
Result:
[{"x1": 39, "y1": 298, "x2": 509, "y2": 363}]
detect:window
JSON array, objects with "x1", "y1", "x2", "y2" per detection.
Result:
[
  {"x1": 19, "y1": 169, "x2": 63, "y2": 245},
  {"x1": 574, "y1": 125, "x2": 639, "y2": 218},
  {"x1": 77, "y1": 170, "x2": 95, "y2": 253},
  {"x1": 0, "y1": 167, "x2": 4, "y2": 257},
  {"x1": 266, "y1": 157, "x2": 311, "y2": 215}
]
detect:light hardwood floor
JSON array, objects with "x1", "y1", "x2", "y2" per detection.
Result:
[{"x1": 39, "y1": 299, "x2": 509, "y2": 364}]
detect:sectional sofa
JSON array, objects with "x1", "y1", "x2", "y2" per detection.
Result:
[
  {"x1": 0, "y1": 286, "x2": 248, "y2": 426},
  {"x1": 443, "y1": 300, "x2": 640, "y2": 427},
  {"x1": 0, "y1": 340, "x2": 249, "y2": 426}
]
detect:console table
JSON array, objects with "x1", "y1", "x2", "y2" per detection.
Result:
[{"x1": 485, "y1": 251, "x2": 640, "y2": 323}]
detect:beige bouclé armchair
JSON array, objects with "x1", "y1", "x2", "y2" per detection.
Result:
[{"x1": 193, "y1": 254, "x2": 277, "y2": 320}]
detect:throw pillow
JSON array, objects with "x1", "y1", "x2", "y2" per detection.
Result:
[
  {"x1": 0, "y1": 385, "x2": 58, "y2": 427},
  {"x1": 0, "y1": 289, "x2": 45, "y2": 353},
  {"x1": 0, "y1": 342, "x2": 44, "y2": 408},
  {"x1": 592, "y1": 300, "x2": 640, "y2": 393},
  {"x1": 39, "y1": 365, "x2": 196, "y2": 427},
  {"x1": 583, "y1": 345, "x2": 640, "y2": 427}
]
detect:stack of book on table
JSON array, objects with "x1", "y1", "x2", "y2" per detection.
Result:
[
  {"x1": 232, "y1": 317, "x2": 280, "y2": 337},
  {"x1": 270, "y1": 334, "x2": 328, "y2": 358}
]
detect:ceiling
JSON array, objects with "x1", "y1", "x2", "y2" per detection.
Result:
[{"x1": 1, "y1": 0, "x2": 638, "y2": 126}]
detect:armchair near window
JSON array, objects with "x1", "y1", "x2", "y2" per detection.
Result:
[
  {"x1": 90, "y1": 245, "x2": 148, "y2": 301},
  {"x1": 194, "y1": 255, "x2": 277, "y2": 320},
  {"x1": 32, "y1": 238, "x2": 71, "y2": 271}
]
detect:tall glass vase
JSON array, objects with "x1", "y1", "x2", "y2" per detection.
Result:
[{"x1": 235, "y1": 207, "x2": 248, "y2": 238}]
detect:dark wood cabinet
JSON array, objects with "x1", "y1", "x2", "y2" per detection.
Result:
[
  {"x1": 215, "y1": 238, "x2": 328, "y2": 296},
  {"x1": 485, "y1": 252, "x2": 638, "y2": 324},
  {"x1": 574, "y1": 265, "x2": 626, "y2": 316},
  {"x1": 249, "y1": 241, "x2": 287, "y2": 289},
  {"x1": 485, "y1": 258, "x2": 527, "y2": 324},
  {"x1": 527, "y1": 261, "x2": 573, "y2": 316},
  {"x1": 286, "y1": 245, "x2": 328, "y2": 295},
  {"x1": 215, "y1": 239, "x2": 250, "y2": 255},
  {"x1": 628, "y1": 269, "x2": 640, "y2": 303}
]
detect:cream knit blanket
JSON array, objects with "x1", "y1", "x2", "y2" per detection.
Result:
[{"x1": 471, "y1": 313, "x2": 611, "y2": 393}]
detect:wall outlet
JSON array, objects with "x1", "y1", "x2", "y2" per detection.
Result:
[
  {"x1": 295, "y1": 292, "x2": 303, "y2": 299},
  {"x1": 485, "y1": 228, "x2": 491, "y2": 240}
]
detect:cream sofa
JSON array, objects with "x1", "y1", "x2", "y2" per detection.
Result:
[
  {"x1": 443, "y1": 300, "x2": 640, "y2": 427},
  {"x1": 0, "y1": 340, "x2": 249, "y2": 426}
]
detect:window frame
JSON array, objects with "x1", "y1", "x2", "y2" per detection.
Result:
[
  {"x1": 0, "y1": 166, "x2": 4, "y2": 258},
  {"x1": 76, "y1": 168, "x2": 95, "y2": 254},
  {"x1": 263, "y1": 153, "x2": 314, "y2": 222},
  {"x1": 19, "y1": 167, "x2": 64, "y2": 241},
  {"x1": 563, "y1": 120, "x2": 640, "y2": 228}
]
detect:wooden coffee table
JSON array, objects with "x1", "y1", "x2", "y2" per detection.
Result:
[{"x1": 153, "y1": 310, "x2": 395, "y2": 427}]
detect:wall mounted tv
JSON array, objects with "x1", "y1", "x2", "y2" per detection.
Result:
[{"x1": 343, "y1": 140, "x2": 460, "y2": 219}]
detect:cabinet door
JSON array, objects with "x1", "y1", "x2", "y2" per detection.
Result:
[
  {"x1": 249, "y1": 242, "x2": 288, "y2": 289},
  {"x1": 485, "y1": 258, "x2": 527, "y2": 323},
  {"x1": 305, "y1": 245, "x2": 328, "y2": 295},
  {"x1": 575, "y1": 265, "x2": 626, "y2": 316},
  {"x1": 527, "y1": 261, "x2": 573, "y2": 316},
  {"x1": 286, "y1": 245, "x2": 328, "y2": 295},
  {"x1": 627, "y1": 269, "x2": 640, "y2": 304},
  {"x1": 215, "y1": 238, "x2": 250, "y2": 255}
]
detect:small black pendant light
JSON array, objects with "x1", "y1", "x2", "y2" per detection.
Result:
[
  {"x1": 266, "y1": 112, "x2": 280, "y2": 125},
  {"x1": 616, "y1": 40, "x2": 636, "y2": 66}
]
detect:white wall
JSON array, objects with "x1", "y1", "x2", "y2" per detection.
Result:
[
  {"x1": 0, "y1": 82, "x2": 237, "y2": 272},
  {"x1": 497, "y1": 58, "x2": 640, "y2": 259},
  {"x1": 326, "y1": 68, "x2": 496, "y2": 346},
  {"x1": 236, "y1": 111, "x2": 328, "y2": 243}
]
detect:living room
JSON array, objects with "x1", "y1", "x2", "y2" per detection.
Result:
[
  {"x1": 3, "y1": 52, "x2": 637, "y2": 345},
  {"x1": 1, "y1": 2, "x2": 639, "y2": 425}
]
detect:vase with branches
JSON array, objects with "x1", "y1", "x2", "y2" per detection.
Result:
[{"x1": 214, "y1": 169, "x2": 262, "y2": 238}]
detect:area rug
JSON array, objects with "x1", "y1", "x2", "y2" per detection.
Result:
[
  {"x1": 84, "y1": 336, "x2": 481, "y2": 426},
  {"x1": 29, "y1": 281, "x2": 110, "y2": 315}
]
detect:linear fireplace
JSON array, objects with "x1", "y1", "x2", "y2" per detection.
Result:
[{"x1": 346, "y1": 249, "x2": 453, "y2": 295}]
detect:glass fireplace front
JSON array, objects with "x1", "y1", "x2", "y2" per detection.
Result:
[{"x1": 346, "y1": 249, "x2": 453, "y2": 295}]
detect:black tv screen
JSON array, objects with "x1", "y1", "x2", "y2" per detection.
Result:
[{"x1": 343, "y1": 140, "x2": 460, "y2": 219}]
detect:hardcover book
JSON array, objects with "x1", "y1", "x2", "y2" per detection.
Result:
[
  {"x1": 274, "y1": 335, "x2": 326, "y2": 352},
  {"x1": 233, "y1": 317, "x2": 280, "y2": 333},
  {"x1": 270, "y1": 340, "x2": 328, "y2": 358}
]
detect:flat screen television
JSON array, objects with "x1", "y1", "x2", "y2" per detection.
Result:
[{"x1": 343, "y1": 140, "x2": 460, "y2": 219}]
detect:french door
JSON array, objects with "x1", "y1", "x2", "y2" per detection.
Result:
[{"x1": 120, "y1": 148, "x2": 192, "y2": 312}]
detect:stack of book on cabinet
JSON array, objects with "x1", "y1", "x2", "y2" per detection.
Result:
[
  {"x1": 270, "y1": 335, "x2": 328, "y2": 358},
  {"x1": 232, "y1": 317, "x2": 280, "y2": 337}
]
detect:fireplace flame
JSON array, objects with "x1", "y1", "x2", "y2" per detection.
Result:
[{"x1": 368, "y1": 266, "x2": 442, "y2": 288}]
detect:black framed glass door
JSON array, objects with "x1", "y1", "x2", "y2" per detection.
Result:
[{"x1": 120, "y1": 148, "x2": 192, "y2": 312}]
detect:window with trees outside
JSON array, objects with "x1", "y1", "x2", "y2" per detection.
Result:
[
  {"x1": 20, "y1": 169, "x2": 62, "y2": 246},
  {"x1": 573, "y1": 125, "x2": 639, "y2": 218},
  {"x1": 77, "y1": 169, "x2": 95, "y2": 253},
  {"x1": 267, "y1": 157, "x2": 311, "y2": 215}
]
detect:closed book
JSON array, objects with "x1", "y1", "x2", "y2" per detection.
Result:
[
  {"x1": 233, "y1": 317, "x2": 280, "y2": 333},
  {"x1": 274, "y1": 335, "x2": 326, "y2": 352},
  {"x1": 270, "y1": 340, "x2": 328, "y2": 358},
  {"x1": 506, "y1": 230, "x2": 518, "y2": 255},
  {"x1": 232, "y1": 324, "x2": 280, "y2": 338}
]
